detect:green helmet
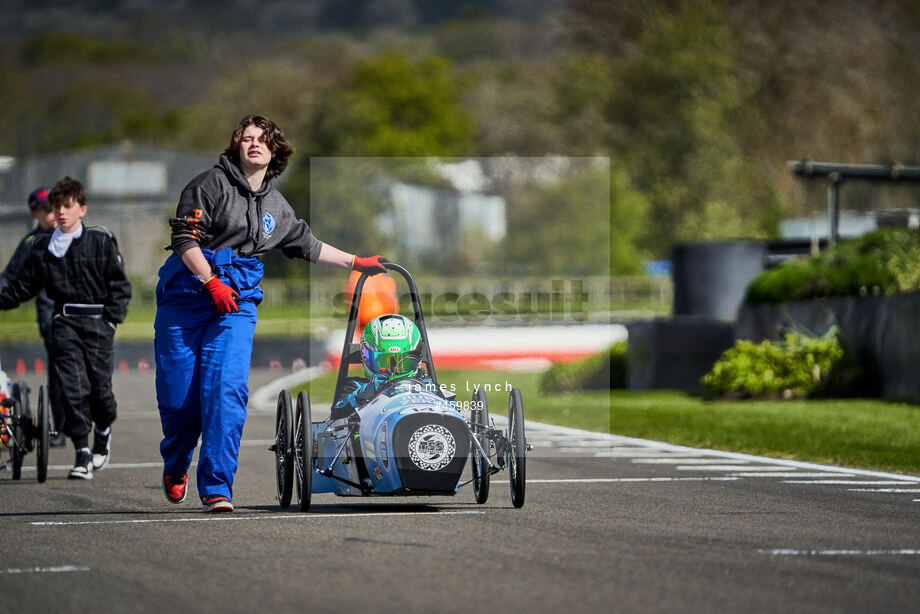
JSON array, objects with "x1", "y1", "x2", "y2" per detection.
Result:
[{"x1": 361, "y1": 314, "x2": 422, "y2": 381}]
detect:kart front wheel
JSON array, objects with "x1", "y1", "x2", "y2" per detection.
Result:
[
  {"x1": 471, "y1": 387, "x2": 490, "y2": 504},
  {"x1": 507, "y1": 387, "x2": 526, "y2": 509},
  {"x1": 275, "y1": 390, "x2": 294, "y2": 507},
  {"x1": 36, "y1": 385, "x2": 49, "y2": 483},
  {"x1": 294, "y1": 391, "x2": 312, "y2": 512}
]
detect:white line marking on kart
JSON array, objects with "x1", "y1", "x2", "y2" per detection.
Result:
[
  {"x1": 783, "y1": 480, "x2": 919, "y2": 485},
  {"x1": 2, "y1": 565, "x2": 90, "y2": 574},
  {"x1": 759, "y1": 549, "x2": 920, "y2": 556},
  {"x1": 31, "y1": 510, "x2": 485, "y2": 527},
  {"x1": 492, "y1": 477, "x2": 739, "y2": 484},
  {"x1": 847, "y1": 488, "x2": 920, "y2": 493}
]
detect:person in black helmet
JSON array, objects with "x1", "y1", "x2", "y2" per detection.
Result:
[{"x1": 0, "y1": 187, "x2": 65, "y2": 446}]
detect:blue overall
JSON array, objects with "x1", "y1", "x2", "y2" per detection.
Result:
[{"x1": 154, "y1": 248, "x2": 263, "y2": 500}]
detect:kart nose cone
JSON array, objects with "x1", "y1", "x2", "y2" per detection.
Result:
[{"x1": 392, "y1": 413, "x2": 469, "y2": 494}]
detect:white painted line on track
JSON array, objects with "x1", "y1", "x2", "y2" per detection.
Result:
[
  {"x1": 24, "y1": 462, "x2": 174, "y2": 472},
  {"x1": 783, "y1": 480, "x2": 920, "y2": 485},
  {"x1": 606, "y1": 434, "x2": 920, "y2": 482},
  {"x1": 32, "y1": 510, "x2": 485, "y2": 527},
  {"x1": 729, "y1": 472, "x2": 856, "y2": 478},
  {"x1": 847, "y1": 488, "x2": 920, "y2": 493},
  {"x1": 604, "y1": 452, "x2": 705, "y2": 458},
  {"x1": 632, "y1": 458, "x2": 749, "y2": 465},
  {"x1": 541, "y1": 447, "x2": 614, "y2": 454},
  {"x1": 536, "y1": 435, "x2": 610, "y2": 442},
  {"x1": 760, "y1": 549, "x2": 920, "y2": 556},
  {"x1": 492, "y1": 477, "x2": 739, "y2": 484},
  {"x1": 2, "y1": 565, "x2": 90, "y2": 574},
  {"x1": 250, "y1": 366, "x2": 325, "y2": 411},
  {"x1": 677, "y1": 465, "x2": 792, "y2": 472}
]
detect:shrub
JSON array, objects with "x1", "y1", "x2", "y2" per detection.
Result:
[
  {"x1": 746, "y1": 229, "x2": 920, "y2": 305},
  {"x1": 540, "y1": 342, "x2": 626, "y2": 393},
  {"x1": 702, "y1": 327, "x2": 849, "y2": 399}
]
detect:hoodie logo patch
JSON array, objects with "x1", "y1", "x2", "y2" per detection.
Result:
[{"x1": 261, "y1": 212, "x2": 275, "y2": 238}]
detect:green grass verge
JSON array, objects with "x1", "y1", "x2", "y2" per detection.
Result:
[
  {"x1": 292, "y1": 368, "x2": 920, "y2": 475},
  {"x1": 611, "y1": 390, "x2": 920, "y2": 475}
]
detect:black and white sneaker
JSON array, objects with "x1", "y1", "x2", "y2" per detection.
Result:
[
  {"x1": 68, "y1": 448, "x2": 94, "y2": 480},
  {"x1": 91, "y1": 427, "x2": 111, "y2": 470}
]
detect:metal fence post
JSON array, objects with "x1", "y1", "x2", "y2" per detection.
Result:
[{"x1": 827, "y1": 171, "x2": 841, "y2": 246}]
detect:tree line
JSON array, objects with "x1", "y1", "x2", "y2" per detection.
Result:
[{"x1": 1, "y1": 0, "x2": 917, "y2": 277}]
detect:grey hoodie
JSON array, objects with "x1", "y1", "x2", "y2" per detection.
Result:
[{"x1": 169, "y1": 154, "x2": 322, "y2": 261}]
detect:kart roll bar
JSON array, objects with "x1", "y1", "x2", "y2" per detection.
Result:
[{"x1": 332, "y1": 261, "x2": 439, "y2": 403}]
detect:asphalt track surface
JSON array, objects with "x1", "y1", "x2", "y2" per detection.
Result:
[{"x1": 2, "y1": 370, "x2": 920, "y2": 613}]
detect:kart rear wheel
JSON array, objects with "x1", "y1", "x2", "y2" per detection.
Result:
[
  {"x1": 36, "y1": 385, "x2": 49, "y2": 483},
  {"x1": 471, "y1": 387, "x2": 490, "y2": 504},
  {"x1": 10, "y1": 385, "x2": 26, "y2": 480},
  {"x1": 275, "y1": 390, "x2": 294, "y2": 507},
  {"x1": 507, "y1": 387, "x2": 526, "y2": 508},
  {"x1": 294, "y1": 391, "x2": 312, "y2": 512}
]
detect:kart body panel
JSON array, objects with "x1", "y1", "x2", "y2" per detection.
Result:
[{"x1": 311, "y1": 387, "x2": 469, "y2": 496}]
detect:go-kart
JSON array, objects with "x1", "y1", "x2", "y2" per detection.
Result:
[
  {"x1": 0, "y1": 366, "x2": 50, "y2": 482},
  {"x1": 270, "y1": 261, "x2": 529, "y2": 511}
]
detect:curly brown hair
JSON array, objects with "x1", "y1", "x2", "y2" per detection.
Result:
[
  {"x1": 224, "y1": 115, "x2": 294, "y2": 180},
  {"x1": 48, "y1": 176, "x2": 87, "y2": 209}
]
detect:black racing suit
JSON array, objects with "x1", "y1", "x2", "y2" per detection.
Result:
[
  {"x1": 0, "y1": 225, "x2": 61, "y2": 429},
  {"x1": 0, "y1": 225, "x2": 132, "y2": 449},
  {"x1": 2, "y1": 226, "x2": 55, "y2": 336}
]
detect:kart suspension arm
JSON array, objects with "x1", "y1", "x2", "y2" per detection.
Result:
[
  {"x1": 317, "y1": 468, "x2": 370, "y2": 494},
  {"x1": 317, "y1": 425, "x2": 373, "y2": 494},
  {"x1": 456, "y1": 464, "x2": 504, "y2": 489},
  {"x1": 323, "y1": 422, "x2": 359, "y2": 475},
  {"x1": 468, "y1": 428, "x2": 497, "y2": 472}
]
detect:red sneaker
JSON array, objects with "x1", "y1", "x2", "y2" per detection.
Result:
[
  {"x1": 201, "y1": 495, "x2": 233, "y2": 513},
  {"x1": 163, "y1": 473, "x2": 188, "y2": 504}
]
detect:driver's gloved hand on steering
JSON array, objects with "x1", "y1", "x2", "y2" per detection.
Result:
[
  {"x1": 352, "y1": 255, "x2": 387, "y2": 275},
  {"x1": 204, "y1": 276, "x2": 240, "y2": 313}
]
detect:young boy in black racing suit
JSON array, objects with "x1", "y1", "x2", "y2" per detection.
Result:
[{"x1": 0, "y1": 177, "x2": 132, "y2": 479}]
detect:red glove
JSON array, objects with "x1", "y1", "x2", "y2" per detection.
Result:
[
  {"x1": 204, "y1": 276, "x2": 239, "y2": 313},
  {"x1": 352, "y1": 255, "x2": 387, "y2": 275}
]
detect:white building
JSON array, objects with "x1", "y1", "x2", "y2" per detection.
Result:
[
  {"x1": 378, "y1": 160, "x2": 506, "y2": 260},
  {"x1": 0, "y1": 141, "x2": 213, "y2": 275}
]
